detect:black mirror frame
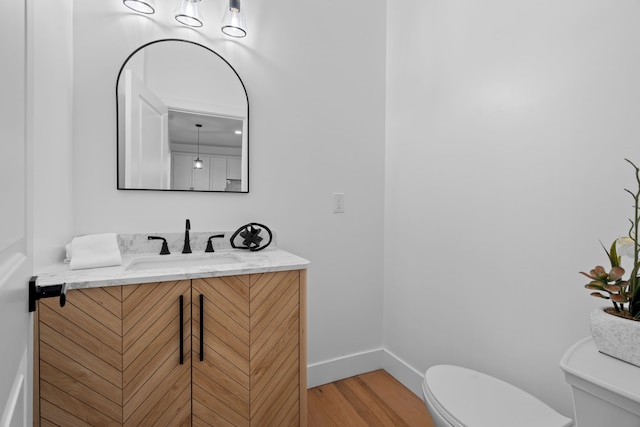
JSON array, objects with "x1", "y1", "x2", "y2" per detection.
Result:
[{"x1": 115, "y1": 38, "x2": 250, "y2": 193}]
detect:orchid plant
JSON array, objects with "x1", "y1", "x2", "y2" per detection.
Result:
[{"x1": 580, "y1": 159, "x2": 640, "y2": 320}]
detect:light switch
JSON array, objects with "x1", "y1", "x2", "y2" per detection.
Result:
[{"x1": 333, "y1": 193, "x2": 345, "y2": 213}]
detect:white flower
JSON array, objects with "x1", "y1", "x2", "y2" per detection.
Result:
[{"x1": 616, "y1": 237, "x2": 636, "y2": 258}]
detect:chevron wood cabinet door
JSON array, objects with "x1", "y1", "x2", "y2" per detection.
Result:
[
  {"x1": 122, "y1": 280, "x2": 192, "y2": 426},
  {"x1": 192, "y1": 275, "x2": 251, "y2": 427},
  {"x1": 192, "y1": 270, "x2": 307, "y2": 427}
]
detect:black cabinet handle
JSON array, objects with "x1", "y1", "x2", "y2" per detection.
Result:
[
  {"x1": 179, "y1": 295, "x2": 184, "y2": 365},
  {"x1": 200, "y1": 294, "x2": 204, "y2": 362}
]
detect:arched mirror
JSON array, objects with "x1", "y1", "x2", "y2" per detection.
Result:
[{"x1": 116, "y1": 39, "x2": 249, "y2": 192}]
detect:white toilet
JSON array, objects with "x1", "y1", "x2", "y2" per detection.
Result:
[{"x1": 422, "y1": 365, "x2": 574, "y2": 427}]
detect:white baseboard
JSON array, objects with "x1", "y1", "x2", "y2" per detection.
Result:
[
  {"x1": 382, "y1": 349, "x2": 425, "y2": 398},
  {"x1": 307, "y1": 347, "x2": 425, "y2": 399},
  {"x1": 307, "y1": 349, "x2": 384, "y2": 389}
]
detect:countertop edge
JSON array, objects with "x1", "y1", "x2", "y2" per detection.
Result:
[{"x1": 35, "y1": 248, "x2": 310, "y2": 290}]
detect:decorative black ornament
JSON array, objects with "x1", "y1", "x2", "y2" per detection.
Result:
[{"x1": 230, "y1": 223, "x2": 273, "y2": 251}]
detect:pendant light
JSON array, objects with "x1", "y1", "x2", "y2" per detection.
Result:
[
  {"x1": 194, "y1": 124, "x2": 204, "y2": 169},
  {"x1": 123, "y1": 0, "x2": 156, "y2": 14},
  {"x1": 221, "y1": 0, "x2": 247, "y2": 38},
  {"x1": 175, "y1": 0, "x2": 204, "y2": 27}
]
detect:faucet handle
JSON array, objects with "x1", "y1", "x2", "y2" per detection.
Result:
[
  {"x1": 148, "y1": 236, "x2": 170, "y2": 255},
  {"x1": 205, "y1": 234, "x2": 225, "y2": 253}
]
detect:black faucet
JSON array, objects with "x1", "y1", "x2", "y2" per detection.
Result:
[
  {"x1": 205, "y1": 234, "x2": 225, "y2": 252},
  {"x1": 182, "y1": 219, "x2": 192, "y2": 254},
  {"x1": 148, "y1": 236, "x2": 170, "y2": 255}
]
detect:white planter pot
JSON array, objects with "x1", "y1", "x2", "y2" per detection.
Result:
[{"x1": 590, "y1": 307, "x2": 640, "y2": 367}]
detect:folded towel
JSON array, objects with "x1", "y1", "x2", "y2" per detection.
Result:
[
  {"x1": 64, "y1": 243, "x2": 72, "y2": 263},
  {"x1": 69, "y1": 233, "x2": 122, "y2": 270}
]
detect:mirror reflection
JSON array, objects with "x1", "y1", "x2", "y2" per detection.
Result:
[{"x1": 116, "y1": 39, "x2": 249, "y2": 192}]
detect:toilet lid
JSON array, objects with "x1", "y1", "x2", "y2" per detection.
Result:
[{"x1": 424, "y1": 365, "x2": 573, "y2": 427}]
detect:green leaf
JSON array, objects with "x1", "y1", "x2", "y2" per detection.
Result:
[
  {"x1": 630, "y1": 280, "x2": 640, "y2": 317},
  {"x1": 609, "y1": 240, "x2": 621, "y2": 268},
  {"x1": 629, "y1": 262, "x2": 640, "y2": 294},
  {"x1": 585, "y1": 283, "x2": 604, "y2": 290},
  {"x1": 590, "y1": 292, "x2": 609, "y2": 299}
]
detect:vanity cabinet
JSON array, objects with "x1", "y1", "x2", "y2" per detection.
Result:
[
  {"x1": 35, "y1": 270, "x2": 307, "y2": 426},
  {"x1": 171, "y1": 153, "x2": 242, "y2": 191},
  {"x1": 227, "y1": 157, "x2": 241, "y2": 180}
]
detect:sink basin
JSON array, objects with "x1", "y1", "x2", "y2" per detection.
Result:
[{"x1": 126, "y1": 253, "x2": 242, "y2": 271}]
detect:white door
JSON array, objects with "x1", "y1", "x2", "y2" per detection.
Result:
[
  {"x1": 172, "y1": 153, "x2": 195, "y2": 190},
  {"x1": 210, "y1": 157, "x2": 227, "y2": 191},
  {"x1": 122, "y1": 70, "x2": 170, "y2": 189},
  {"x1": 0, "y1": 0, "x2": 32, "y2": 425}
]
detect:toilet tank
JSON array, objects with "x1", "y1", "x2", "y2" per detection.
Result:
[{"x1": 561, "y1": 337, "x2": 640, "y2": 427}]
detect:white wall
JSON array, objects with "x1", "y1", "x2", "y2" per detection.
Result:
[
  {"x1": 32, "y1": 0, "x2": 74, "y2": 270},
  {"x1": 70, "y1": 0, "x2": 386, "y2": 375},
  {"x1": 144, "y1": 41, "x2": 246, "y2": 116},
  {"x1": 385, "y1": 0, "x2": 640, "y2": 417}
]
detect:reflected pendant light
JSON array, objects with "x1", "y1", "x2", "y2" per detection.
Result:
[
  {"x1": 221, "y1": 0, "x2": 247, "y2": 38},
  {"x1": 175, "y1": 0, "x2": 204, "y2": 27},
  {"x1": 194, "y1": 124, "x2": 204, "y2": 169},
  {"x1": 123, "y1": 0, "x2": 156, "y2": 14}
]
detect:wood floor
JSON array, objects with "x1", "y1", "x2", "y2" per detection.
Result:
[{"x1": 307, "y1": 370, "x2": 435, "y2": 427}]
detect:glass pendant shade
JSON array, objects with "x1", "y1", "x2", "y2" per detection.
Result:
[
  {"x1": 175, "y1": 0, "x2": 203, "y2": 27},
  {"x1": 123, "y1": 0, "x2": 156, "y2": 14},
  {"x1": 221, "y1": 0, "x2": 247, "y2": 38},
  {"x1": 194, "y1": 124, "x2": 203, "y2": 169}
]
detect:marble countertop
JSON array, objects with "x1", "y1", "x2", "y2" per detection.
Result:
[{"x1": 36, "y1": 248, "x2": 310, "y2": 290}]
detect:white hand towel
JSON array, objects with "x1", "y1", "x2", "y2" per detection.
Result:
[{"x1": 69, "y1": 233, "x2": 122, "y2": 270}]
